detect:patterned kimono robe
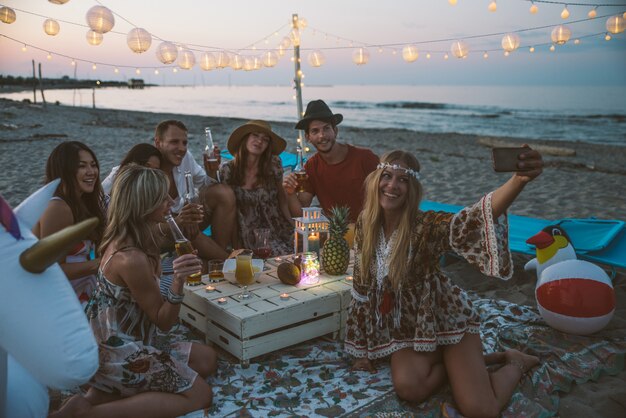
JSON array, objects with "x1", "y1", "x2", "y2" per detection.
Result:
[{"x1": 344, "y1": 193, "x2": 512, "y2": 359}]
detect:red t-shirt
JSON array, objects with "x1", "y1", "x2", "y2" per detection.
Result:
[{"x1": 303, "y1": 145, "x2": 379, "y2": 222}]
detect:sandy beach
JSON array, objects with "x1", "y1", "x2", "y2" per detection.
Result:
[{"x1": 1, "y1": 97, "x2": 625, "y2": 417}]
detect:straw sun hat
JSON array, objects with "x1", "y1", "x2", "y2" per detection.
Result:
[{"x1": 227, "y1": 120, "x2": 287, "y2": 155}]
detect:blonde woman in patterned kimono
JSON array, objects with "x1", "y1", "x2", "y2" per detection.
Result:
[{"x1": 345, "y1": 149, "x2": 543, "y2": 418}]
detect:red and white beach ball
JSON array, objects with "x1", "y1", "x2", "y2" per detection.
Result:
[{"x1": 535, "y1": 259, "x2": 615, "y2": 335}]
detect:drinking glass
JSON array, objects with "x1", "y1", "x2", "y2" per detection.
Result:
[
  {"x1": 235, "y1": 250, "x2": 254, "y2": 299},
  {"x1": 253, "y1": 228, "x2": 271, "y2": 259},
  {"x1": 207, "y1": 259, "x2": 224, "y2": 283}
]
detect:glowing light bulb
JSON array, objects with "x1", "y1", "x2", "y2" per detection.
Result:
[
  {"x1": 92, "y1": 63, "x2": 97, "y2": 70},
  {"x1": 483, "y1": 52, "x2": 489, "y2": 59},
  {"x1": 549, "y1": 45, "x2": 556, "y2": 52},
  {"x1": 605, "y1": 33, "x2": 612, "y2": 41},
  {"x1": 530, "y1": 3, "x2": 538, "y2": 14},
  {"x1": 46, "y1": 53, "x2": 52, "y2": 60},
  {"x1": 488, "y1": 1, "x2": 497, "y2": 13},
  {"x1": 154, "y1": 69, "x2": 159, "y2": 74},
  {"x1": 426, "y1": 52, "x2": 431, "y2": 59},
  {"x1": 444, "y1": 53, "x2": 449, "y2": 60},
  {"x1": 561, "y1": 6, "x2": 570, "y2": 19},
  {"x1": 588, "y1": 8, "x2": 597, "y2": 19},
  {"x1": 114, "y1": 67, "x2": 119, "y2": 73},
  {"x1": 574, "y1": 39, "x2": 580, "y2": 45},
  {"x1": 529, "y1": 46, "x2": 535, "y2": 52},
  {"x1": 173, "y1": 68, "x2": 178, "y2": 73},
  {"x1": 378, "y1": 47, "x2": 383, "y2": 53},
  {"x1": 504, "y1": 51, "x2": 510, "y2": 57},
  {"x1": 448, "y1": 0, "x2": 457, "y2": 5},
  {"x1": 135, "y1": 68, "x2": 141, "y2": 75},
  {"x1": 71, "y1": 60, "x2": 76, "y2": 66},
  {"x1": 21, "y1": 45, "x2": 27, "y2": 52}
]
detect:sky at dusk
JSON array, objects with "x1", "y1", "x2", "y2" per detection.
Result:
[{"x1": 0, "y1": 0, "x2": 625, "y2": 86}]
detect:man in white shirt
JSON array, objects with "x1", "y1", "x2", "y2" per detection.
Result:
[{"x1": 154, "y1": 120, "x2": 236, "y2": 260}]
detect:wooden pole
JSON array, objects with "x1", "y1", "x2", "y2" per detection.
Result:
[
  {"x1": 31, "y1": 60, "x2": 36, "y2": 104},
  {"x1": 292, "y1": 14, "x2": 304, "y2": 150},
  {"x1": 92, "y1": 88, "x2": 96, "y2": 109},
  {"x1": 38, "y1": 62, "x2": 46, "y2": 107}
]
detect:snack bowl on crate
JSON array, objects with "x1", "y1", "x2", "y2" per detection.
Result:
[{"x1": 222, "y1": 258, "x2": 264, "y2": 284}]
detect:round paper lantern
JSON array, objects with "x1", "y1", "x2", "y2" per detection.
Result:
[
  {"x1": 551, "y1": 25, "x2": 571, "y2": 45},
  {"x1": 48, "y1": 0, "x2": 70, "y2": 4},
  {"x1": 352, "y1": 48, "x2": 370, "y2": 65},
  {"x1": 199, "y1": 52, "x2": 216, "y2": 71},
  {"x1": 450, "y1": 41, "x2": 468, "y2": 59},
  {"x1": 402, "y1": 45, "x2": 419, "y2": 62},
  {"x1": 0, "y1": 6, "x2": 16, "y2": 24},
  {"x1": 156, "y1": 41, "x2": 178, "y2": 64},
  {"x1": 86, "y1": 30, "x2": 103, "y2": 46},
  {"x1": 243, "y1": 57, "x2": 254, "y2": 71},
  {"x1": 230, "y1": 54, "x2": 244, "y2": 70},
  {"x1": 501, "y1": 33, "x2": 520, "y2": 52},
  {"x1": 86, "y1": 6, "x2": 114, "y2": 34},
  {"x1": 536, "y1": 260, "x2": 615, "y2": 335},
  {"x1": 262, "y1": 50, "x2": 279, "y2": 67},
  {"x1": 127, "y1": 28, "x2": 152, "y2": 54},
  {"x1": 43, "y1": 19, "x2": 60, "y2": 36},
  {"x1": 560, "y1": 6, "x2": 570, "y2": 19},
  {"x1": 216, "y1": 51, "x2": 230, "y2": 68},
  {"x1": 449, "y1": 0, "x2": 457, "y2": 5},
  {"x1": 308, "y1": 50, "x2": 325, "y2": 67},
  {"x1": 280, "y1": 36, "x2": 291, "y2": 50},
  {"x1": 177, "y1": 49, "x2": 195, "y2": 70},
  {"x1": 606, "y1": 15, "x2": 625, "y2": 34}
]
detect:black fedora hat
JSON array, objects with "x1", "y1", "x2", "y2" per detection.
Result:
[{"x1": 295, "y1": 99, "x2": 343, "y2": 130}]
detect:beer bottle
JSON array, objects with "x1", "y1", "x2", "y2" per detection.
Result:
[
  {"x1": 164, "y1": 213, "x2": 202, "y2": 285},
  {"x1": 183, "y1": 171, "x2": 198, "y2": 205},
  {"x1": 294, "y1": 146, "x2": 307, "y2": 193}
]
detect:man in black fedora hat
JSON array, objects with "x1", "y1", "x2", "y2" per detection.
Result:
[{"x1": 283, "y1": 99, "x2": 378, "y2": 224}]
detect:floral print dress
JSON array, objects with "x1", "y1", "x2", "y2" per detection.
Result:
[
  {"x1": 220, "y1": 156, "x2": 293, "y2": 256},
  {"x1": 344, "y1": 193, "x2": 512, "y2": 359},
  {"x1": 85, "y1": 248, "x2": 197, "y2": 396}
]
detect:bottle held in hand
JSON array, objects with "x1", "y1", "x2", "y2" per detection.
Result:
[
  {"x1": 294, "y1": 146, "x2": 308, "y2": 193},
  {"x1": 165, "y1": 214, "x2": 202, "y2": 285},
  {"x1": 183, "y1": 171, "x2": 199, "y2": 205},
  {"x1": 204, "y1": 127, "x2": 220, "y2": 171}
]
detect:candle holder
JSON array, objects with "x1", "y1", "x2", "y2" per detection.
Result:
[
  {"x1": 293, "y1": 207, "x2": 329, "y2": 256},
  {"x1": 300, "y1": 252, "x2": 320, "y2": 285}
]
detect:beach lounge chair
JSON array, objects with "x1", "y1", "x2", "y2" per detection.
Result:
[{"x1": 420, "y1": 200, "x2": 626, "y2": 276}]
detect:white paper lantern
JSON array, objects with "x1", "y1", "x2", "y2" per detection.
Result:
[
  {"x1": 177, "y1": 49, "x2": 195, "y2": 70},
  {"x1": 200, "y1": 52, "x2": 216, "y2": 71},
  {"x1": 606, "y1": 15, "x2": 625, "y2": 34},
  {"x1": 308, "y1": 50, "x2": 325, "y2": 67},
  {"x1": 501, "y1": 33, "x2": 520, "y2": 52},
  {"x1": 127, "y1": 28, "x2": 152, "y2": 54},
  {"x1": 252, "y1": 56, "x2": 263, "y2": 70},
  {"x1": 402, "y1": 45, "x2": 419, "y2": 62},
  {"x1": 48, "y1": 0, "x2": 70, "y2": 4},
  {"x1": 280, "y1": 37, "x2": 291, "y2": 50},
  {"x1": 352, "y1": 48, "x2": 370, "y2": 65},
  {"x1": 0, "y1": 7, "x2": 16, "y2": 24},
  {"x1": 450, "y1": 41, "x2": 469, "y2": 59},
  {"x1": 216, "y1": 51, "x2": 230, "y2": 68},
  {"x1": 43, "y1": 19, "x2": 60, "y2": 36},
  {"x1": 243, "y1": 57, "x2": 254, "y2": 71},
  {"x1": 551, "y1": 25, "x2": 571, "y2": 45},
  {"x1": 230, "y1": 54, "x2": 244, "y2": 70},
  {"x1": 86, "y1": 6, "x2": 114, "y2": 34},
  {"x1": 262, "y1": 51, "x2": 279, "y2": 67},
  {"x1": 156, "y1": 41, "x2": 178, "y2": 64},
  {"x1": 86, "y1": 30, "x2": 103, "y2": 46}
]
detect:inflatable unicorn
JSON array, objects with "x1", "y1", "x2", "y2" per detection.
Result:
[
  {"x1": 0, "y1": 180, "x2": 99, "y2": 417},
  {"x1": 524, "y1": 225, "x2": 615, "y2": 335}
]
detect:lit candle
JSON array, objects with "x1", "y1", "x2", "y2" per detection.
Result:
[
  {"x1": 280, "y1": 292, "x2": 289, "y2": 300},
  {"x1": 308, "y1": 232, "x2": 320, "y2": 255},
  {"x1": 217, "y1": 297, "x2": 227, "y2": 304},
  {"x1": 205, "y1": 285, "x2": 215, "y2": 293},
  {"x1": 345, "y1": 276, "x2": 353, "y2": 281},
  {"x1": 275, "y1": 257, "x2": 281, "y2": 262}
]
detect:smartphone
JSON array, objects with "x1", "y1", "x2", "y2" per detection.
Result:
[{"x1": 491, "y1": 147, "x2": 530, "y2": 172}]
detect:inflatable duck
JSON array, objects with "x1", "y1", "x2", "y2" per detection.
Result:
[
  {"x1": 0, "y1": 180, "x2": 99, "y2": 417},
  {"x1": 524, "y1": 225, "x2": 615, "y2": 335}
]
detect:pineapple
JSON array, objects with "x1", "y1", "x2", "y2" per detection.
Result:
[{"x1": 321, "y1": 206, "x2": 350, "y2": 275}]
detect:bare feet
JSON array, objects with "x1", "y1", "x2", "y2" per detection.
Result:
[
  {"x1": 48, "y1": 395, "x2": 92, "y2": 418},
  {"x1": 483, "y1": 351, "x2": 506, "y2": 366},
  {"x1": 504, "y1": 349, "x2": 540, "y2": 374},
  {"x1": 352, "y1": 357, "x2": 377, "y2": 373}
]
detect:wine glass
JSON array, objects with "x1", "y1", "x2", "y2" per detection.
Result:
[
  {"x1": 253, "y1": 228, "x2": 271, "y2": 260},
  {"x1": 235, "y1": 250, "x2": 254, "y2": 299}
]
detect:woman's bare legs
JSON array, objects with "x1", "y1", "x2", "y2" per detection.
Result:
[
  {"x1": 48, "y1": 377, "x2": 212, "y2": 418},
  {"x1": 390, "y1": 347, "x2": 447, "y2": 403},
  {"x1": 188, "y1": 342, "x2": 218, "y2": 379},
  {"x1": 443, "y1": 333, "x2": 539, "y2": 418}
]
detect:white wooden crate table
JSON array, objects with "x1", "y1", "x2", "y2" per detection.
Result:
[{"x1": 179, "y1": 255, "x2": 354, "y2": 366}]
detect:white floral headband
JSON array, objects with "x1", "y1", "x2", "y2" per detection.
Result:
[{"x1": 377, "y1": 162, "x2": 421, "y2": 181}]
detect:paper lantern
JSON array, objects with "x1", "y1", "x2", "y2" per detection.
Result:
[
  {"x1": 278, "y1": 44, "x2": 286, "y2": 57},
  {"x1": 0, "y1": 6, "x2": 16, "y2": 24},
  {"x1": 86, "y1": 30, "x2": 103, "y2": 46},
  {"x1": 156, "y1": 41, "x2": 178, "y2": 64},
  {"x1": 262, "y1": 50, "x2": 279, "y2": 67},
  {"x1": 43, "y1": 19, "x2": 60, "y2": 36},
  {"x1": 127, "y1": 28, "x2": 152, "y2": 54},
  {"x1": 308, "y1": 50, "x2": 325, "y2": 67},
  {"x1": 402, "y1": 45, "x2": 419, "y2": 62},
  {"x1": 86, "y1": 6, "x2": 114, "y2": 34},
  {"x1": 48, "y1": 0, "x2": 70, "y2": 4},
  {"x1": 253, "y1": 56, "x2": 263, "y2": 70},
  {"x1": 536, "y1": 260, "x2": 614, "y2": 335},
  {"x1": 216, "y1": 51, "x2": 230, "y2": 68},
  {"x1": 588, "y1": 8, "x2": 597, "y2": 19},
  {"x1": 200, "y1": 52, "x2": 216, "y2": 71},
  {"x1": 352, "y1": 48, "x2": 370, "y2": 65},
  {"x1": 450, "y1": 41, "x2": 468, "y2": 59},
  {"x1": 230, "y1": 54, "x2": 244, "y2": 70},
  {"x1": 243, "y1": 57, "x2": 254, "y2": 71},
  {"x1": 606, "y1": 15, "x2": 625, "y2": 34},
  {"x1": 551, "y1": 25, "x2": 571, "y2": 45},
  {"x1": 488, "y1": 1, "x2": 497, "y2": 12},
  {"x1": 560, "y1": 6, "x2": 570, "y2": 20},
  {"x1": 501, "y1": 33, "x2": 520, "y2": 52},
  {"x1": 530, "y1": 3, "x2": 538, "y2": 14},
  {"x1": 280, "y1": 36, "x2": 291, "y2": 50},
  {"x1": 177, "y1": 49, "x2": 195, "y2": 70},
  {"x1": 449, "y1": 0, "x2": 457, "y2": 5}
]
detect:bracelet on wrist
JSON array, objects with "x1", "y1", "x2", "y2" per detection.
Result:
[{"x1": 166, "y1": 287, "x2": 184, "y2": 305}]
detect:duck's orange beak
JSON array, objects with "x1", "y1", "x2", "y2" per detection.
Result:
[{"x1": 526, "y1": 230, "x2": 554, "y2": 249}]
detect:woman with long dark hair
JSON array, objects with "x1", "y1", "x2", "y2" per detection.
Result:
[{"x1": 33, "y1": 141, "x2": 106, "y2": 304}]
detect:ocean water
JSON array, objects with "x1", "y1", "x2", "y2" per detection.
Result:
[{"x1": 2, "y1": 84, "x2": 625, "y2": 146}]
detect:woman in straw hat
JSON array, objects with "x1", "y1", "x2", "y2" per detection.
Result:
[{"x1": 220, "y1": 120, "x2": 293, "y2": 256}]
